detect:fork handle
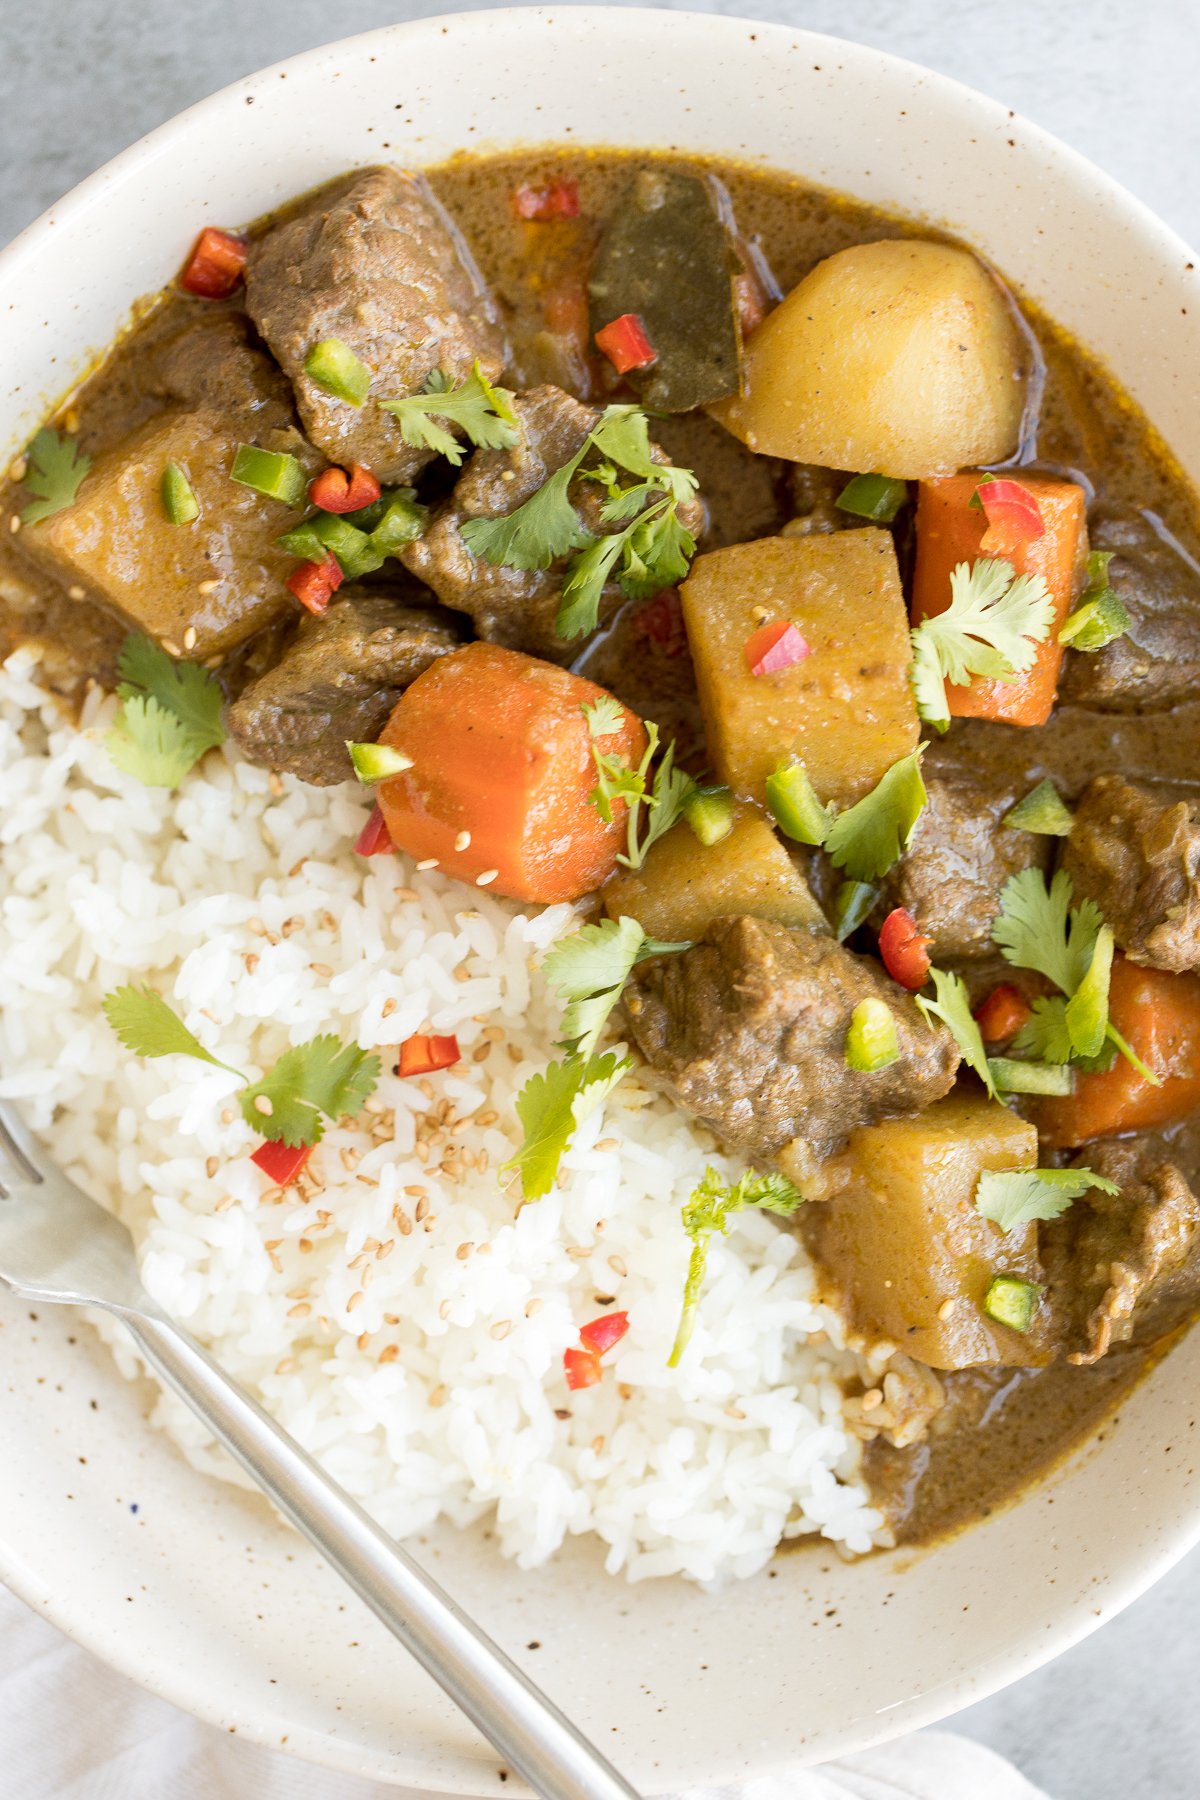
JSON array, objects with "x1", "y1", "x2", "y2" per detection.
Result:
[{"x1": 120, "y1": 1310, "x2": 641, "y2": 1800}]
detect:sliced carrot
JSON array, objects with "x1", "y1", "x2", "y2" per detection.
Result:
[
  {"x1": 911, "y1": 472, "x2": 1087, "y2": 727},
  {"x1": 376, "y1": 642, "x2": 646, "y2": 905},
  {"x1": 1037, "y1": 957, "x2": 1200, "y2": 1146}
]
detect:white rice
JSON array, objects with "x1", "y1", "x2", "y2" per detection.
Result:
[{"x1": 0, "y1": 645, "x2": 884, "y2": 1581}]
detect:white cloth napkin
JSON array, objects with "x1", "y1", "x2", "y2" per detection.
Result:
[{"x1": 0, "y1": 1584, "x2": 1049, "y2": 1800}]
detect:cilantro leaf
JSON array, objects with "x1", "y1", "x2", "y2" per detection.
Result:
[
  {"x1": 238, "y1": 1035, "x2": 381, "y2": 1149},
  {"x1": 669, "y1": 1166, "x2": 805, "y2": 1366},
  {"x1": 102, "y1": 985, "x2": 242, "y2": 1076},
  {"x1": 588, "y1": 407, "x2": 699, "y2": 507},
  {"x1": 915, "y1": 965, "x2": 996, "y2": 1099},
  {"x1": 502, "y1": 1051, "x2": 630, "y2": 1201},
  {"x1": 582, "y1": 695, "x2": 627, "y2": 739},
  {"x1": 1064, "y1": 923, "x2": 1114, "y2": 1060},
  {"x1": 381, "y1": 361, "x2": 520, "y2": 466},
  {"x1": 976, "y1": 1165, "x2": 1120, "y2": 1234},
  {"x1": 1013, "y1": 995, "x2": 1076, "y2": 1064},
  {"x1": 18, "y1": 426, "x2": 91, "y2": 526},
  {"x1": 637, "y1": 740, "x2": 698, "y2": 863},
  {"x1": 556, "y1": 496, "x2": 695, "y2": 639},
  {"x1": 825, "y1": 749, "x2": 927, "y2": 883},
  {"x1": 106, "y1": 633, "x2": 226, "y2": 789},
  {"x1": 544, "y1": 916, "x2": 689, "y2": 1058},
  {"x1": 585, "y1": 714, "x2": 698, "y2": 869},
  {"x1": 462, "y1": 460, "x2": 592, "y2": 571},
  {"x1": 910, "y1": 558, "x2": 1056, "y2": 731},
  {"x1": 556, "y1": 526, "x2": 628, "y2": 639},
  {"x1": 991, "y1": 868, "x2": 1102, "y2": 998}
]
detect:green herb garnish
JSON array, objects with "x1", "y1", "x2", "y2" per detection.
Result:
[
  {"x1": 501, "y1": 1051, "x2": 630, "y2": 1201},
  {"x1": 543, "y1": 916, "x2": 689, "y2": 1059},
  {"x1": 582, "y1": 700, "x2": 697, "y2": 870},
  {"x1": 825, "y1": 749, "x2": 927, "y2": 883},
  {"x1": 915, "y1": 965, "x2": 996, "y2": 1099},
  {"x1": 669, "y1": 1167, "x2": 804, "y2": 1366},
  {"x1": 106, "y1": 632, "x2": 226, "y2": 789},
  {"x1": 18, "y1": 427, "x2": 91, "y2": 525},
  {"x1": 382, "y1": 362, "x2": 519, "y2": 466},
  {"x1": 910, "y1": 557, "x2": 1055, "y2": 732},
  {"x1": 976, "y1": 1164, "x2": 1120, "y2": 1233}
]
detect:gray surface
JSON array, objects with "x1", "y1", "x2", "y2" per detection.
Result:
[{"x1": 1, "y1": 1, "x2": 1197, "y2": 1796}]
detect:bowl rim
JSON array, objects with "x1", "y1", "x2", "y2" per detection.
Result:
[{"x1": 3, "y1": 7, "x2": 1200, "y2": 1788}]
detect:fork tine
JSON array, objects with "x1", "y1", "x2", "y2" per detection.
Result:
[{"x1": 0, "y1": 1098, "x2": 44, "y2": 1185}]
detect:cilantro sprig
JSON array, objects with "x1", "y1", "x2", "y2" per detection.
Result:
[
  {"x1": 910, "y1": 558, "x2": 1055, "y2": 732},
  {"x1": 543, "y1": 916, "x2": 689, "y2": 1058},
  {"x1": 500, "y1": 1051, "x2": 629, "y2": 1201},
  {"x1": 18, "y1": 426, "x2": 91, "y2": 525},
  {"x1": 976, "y1": 1164, "x2": 1120, "y2": 1233},
  {"x1": 381, "y1": 362, "x2": 519, "y2": 466},
  {"x1": 915, "y1": 966, "x2": 997, "y2": 1099},
  {"x1": 992, "y1": 868, "x2": 1160, "y2": 1084},
  {"x1": 669, "y1": 1167, "x2": 805, "y2": 1367},
  {"x1": 106, "y1": 633, "x2": 226, "y2": 789},
  {"x1": 582, "y1": 699, "x2": 697, "y2": 870},
  {"x1": 461, "y1": 405, "x2": 699, "y2": 640},
  {"x1": 101, "y1": 985, "x2": 380, "y2": 1149}
]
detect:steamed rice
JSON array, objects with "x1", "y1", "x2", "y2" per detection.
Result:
[{"x1": 0, "y1": 645, "x2": 884, "y2": 1581}]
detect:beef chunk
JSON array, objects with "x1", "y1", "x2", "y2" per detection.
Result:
[
  {"x1": 1059, "y1": 507, "x2": 1200, "y2": 710},
  {"x1": 1042, "y1": 1137, "x2": 1200, "y2": 1364},
  {"x1": 1062, "y1": 775, "x2": 1200, "y2": 972},
  {"x1": 402, "y1": 385, "x2": 704, "y2": 663},
  {"x1": 877, "y1": 769, "x2": 1051, "y2": 959},
  {"x1": 623, "y1": 914, "x2": 960, "y2": 1163},
  {"x1": 781, "y1": 463, "x2": 846, "y2": 537},
  {"x1": 147, "y1": 310, "x2": 298, "y2": 431},
  {"x1": 245, "y1": 168, "x2": 507, "y2": 484},
  {"x1": 226, "y1": 588, "x2": 461, "y2": 784}
]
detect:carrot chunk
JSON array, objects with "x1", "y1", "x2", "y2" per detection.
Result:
[
  {"x1": 1037, "y1": 958, "x2": 1200, "y2": 1146},
  {"x1": 375, "y1": 642, "x2": 646, "y2": 905},
  {"x1": 911, "y1": 472, "x2": 1087, "y2": 727}
]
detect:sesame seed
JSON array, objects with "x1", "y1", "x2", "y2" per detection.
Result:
[
  {"x1": 393, "y1": 886, "x2": 419, "y2": 903},
  {"x1": 268, "y1": 772, "x2": 285, "y2": 797},
  {"x1": 275, "y1": 1357, "x2": 296, "y2": 1375},
  {"x1": 298, "y1": 1238, "x2": 314, "y2": 1254},
  {"x1": 67, "y1": 584, "x2": 86, "y2": 600},
  {"x1": 161, "y1": 639, "x2": 182, "y2": 657},
  {"x1": 382, "y1": 997, "x2": 397, "y2": 1018},
  {"x1": 309, "y1": 962, "x2": 333, "y2": 978},
  {"x1": 473, "y1": 1043, "x2": 491, "y2": 1063},
  {"x1": 357, "y1": 1331, "x2": 371, "y2": 1351},
  {"x1": 414, "y1": 1198, "x2": 430, "y2": 1224},
  {"x1": 456, "y1": 1242, "x2": 473, "y2": 1261},
  {"x1": 243, "y1": 952, "x2": 260, "y2": 974},
  {"x1": 377, "y1": 1239, "x2": 395, "y2": 1259},
  {"x1": 347, "y1": 1290, "x2": 365, "y2": 1313},
  {"x1": 595, "y1": 1138, "x2": 619, "y2": 1152},
  {"x1": 475, "y1": 868, "x2": 499, "y2": 887},
  {"x1": 320, "y1": 911, "x2": 337, "y2": 932},
  {"x1": 937, "y1": 1298, "x2": 957, "y2": 1321},
  {"x1": 477, "y1": 1150, "x2": 490, "y2": 1173},
  {"x1": 477, "y1": 1109, "x2": 499, "y2": 1128},
  {"x1": 490, "y1": 1320, "x2": 512, "y2": 1340},
  {"x1": 439, "y1": 1299, "x2": 452, "y2": 1320},
  {"x1": 361, "y1": 1265, "x2": 374, "y2": 1289},
  {"x1": 379, "y1": 1344, "x2": 400, "y2": 1364},
  {"x1": 483, "y1": 1026, "x2": 505, "y2": 1043},
  {"x1": 416, "y1": 857, "x2": 439, "y2": 872},
  {"x1": 9, "y1": 456, "x2": 26, "y2": 481},
  {"x1": 566, "y1": 1246, "x2": 591, "y2": 1261},
  {"x1": 454, "y1": 829, "x2": 472, "y2": 852},
  {"x1": 215, "y1": 1194, "x2": 236, "y2": 1213},
  {"x1": 8, "y1": 514, "x2": 20, "y2": 534},
  {"x1": 454, "y1": 966, "x2": 472, "y2": 983},
  {"x1": 476, "y1": 1242, "x2": 492, "y2": 1257},
  {"x1": 285, "y1": 1285, "x2": 308, "y2": 1300},
  {"x1": 340, "y1": 1147, "x2": 361, "y2": 1171},
  {"x1": 861, "y1": 1388, "x2": 883, "y2": 1412},
  {"x1": 395, "y1": 1210, "x2": 412, "y2": 1237},
  {"x1": 183, "y1": 626, "x2": 198, "y2": 651},
  {"x1": 724, "y1": 1405, "x2": 746, "y2": 1421},
  {"x1": 205, "y1": 1155, "x2": 219, "y2": 1179},
  {"x1": 220, "y1": 1108, "x2": 235, "y2": 1125},
  {"x1": 247, "y1": 916, "x2": 266, "y2": 935},
  {"x1": 591, "y1": 1434, "x2": 606, "y2": 1455},
  {"x1": 253, "y1": 1094, "x2": 273, "y2": 1117},
  {"x1": 287, "y1": 1302, "x2": 311, "y2": 1319},
  {"x1": 197, "y1": 578, "x2": 220, "y2": 594},
  {"x1": 428, "y1": 1384, "x2": 447, "y2": 1407},
  {"x1": 525, "y1": 1297, "x2": 543, "y2": 1318},
  {"x1": 607, "y1": 1255, "x2": 628, "y2": 1278},
  {"x1": 751, "y1": 603, "x2": 769, "y2": 622}
]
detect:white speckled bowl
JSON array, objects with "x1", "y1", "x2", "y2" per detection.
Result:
[{"x1": 3, "y1": 10, "x2": 1200, "y2": 1791}]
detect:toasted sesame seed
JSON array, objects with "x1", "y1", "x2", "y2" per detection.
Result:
[
  {"x1": 475, "y1": 868, "x2": 499, "y2": 887},
  {"x1": 356, "y1": 1331, "x2": 371, "y2": 1350},
  {"x1": 379, "y1": 1344, "x2": 400, "y2": 1364},
  {"x1": 861, "y1": 1388, "x2": 883, "y2": 1413},
  {"x1": 414, "y1": 1196, "x2": 429, "y2": 1221},
  {"x1": 8, "y1": 514, "x2": 20, "y2": 534},
  {"x1": 355, "y1": 1172, "x2": 379, "y2": 1188},
  {"x1": 439, "y1": 1299, "x2": 452, "y2": 1320},
  {"x1": 285, "y1": 1284, "x2": 308, "y2": 1299},
  {"x1": 937, "y1": 1298, "x2": 957, "y2": 1321},
  {"x1": 525, "y1": 1297, "x2": 543, "y2": 1318},
  {"x1": 383, "y1": 1312, "x2": 401, "y2": 1325},
  {"x1": 454, "y1": 966, "x2": 471, "y2": 983},
  {"x1": 477, "y1": 1109, "x2": 499, "y2": 1128},
  {"x1": 454, "y1": 829, "x2": 472, "y2": 852},
  {"x1": 205, "y1": 1155, "x2": 219, "y2": 1179},
  {"x1": 161, "y1": 638, "x2": 182, "y2": 657},
  {"x1": 724, "y1": 1404, "x2": 747, "y2": 1421},
  {"x1": 415, "y1": 1141, "x2": 429, "y2": 1163},
  {"x1": 319, "y1": 910, "x2": 337, "y2": 931},
  {"x1": 361, "y1": 1265, "x2": 374, "y2": 1289},
  {"x1": 377, "y1": 1238, "x2": 395, "y2": 1259},
  {"x1": 393, "y1": 886, "x2": 419, "y2": 903},
  {"x1": 428, "y1": 1383, "x2": 447, "y2": 1407},
  {"x1": 490, "y1": 1320, "x2": 512, "y2": 1341},
  {"x1": 456, "y1": 1241, "x2": 473, "y2": 1261},
  {"x1": 591, "y1": 1434, "x2": 606, "y2": 1455},
  {"x1": 67, "y1": 583, "x2": 85, "y2": 600},
  {"x1": 243, "y1": 952, "x2": 260, "y2": 973},
  {"x1": 183, "y1": 625, "x2": 198, "y2": 651},
  {"x1": 347, "y1": 1290, "x2": 365, "y2": 1313},
  {"x1": 253, "y1": 1094, "x2": 273, "y2": 1117},
  {"x1": 298, "y1": 1237, "x2": 314, "y2": 1254},
  {"x1": 275, "y1": 1357, "x2": 296, "y2": 1375},
  {"x1": 268, "y1": 772, "x2": 285, "y2": 797},
  {"x1": 476, "y1": 1242, "x2": 492, "y2": 1257},
  {"x1": 309, "y1": 962, "x2": 333, "y2": 978},
  {"x1": 197, "y1": 577, "x2": 220, "y2": 594},
  {"x1": 395, "y1": 1210, "x2": 412, "y2": 1237},
  {"x1": 473, "y1": 1043, "x2": 491, "y2": 1063},
  {"x1": 287, "y1": 1302, "x2": 311, "y2": 1319},
  {"x1": 566, "y1": 1246, "x2": 591, "y2": 1261},
  {"x1": 416, "y1": 857, "x2": 439, "y2": 871},
  {"x1": 607, "y1": 1255, "x2": 628, "y2": 1278},
  {"x1": 595, "y1": 1138, "x2": 619, "y2": 1152},
  {"x1": 477, "y1": 1150, "x2": 490, "y2": 1173},
  {"x1": 381, "y1": 996, "x2": 397, "y2": 1018},
  {"x1": 340, "y1": 1147, "x2": 361, "y2": 1171},
  {"x1": 215, "y1": 1194, "x2": 236, "y2": 1213},
  {"x1": 9, "y1": 456, "x2": 26, "y2": 481}
]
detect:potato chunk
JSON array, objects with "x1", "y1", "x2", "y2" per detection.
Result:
[
  {"x1": 28, "y1": 409, "x2": 304, "y2": 658},
  {"x1": 603, "y1": 804, "x2": 827, "y2": 941},
  {"x1": 712, "y1": 239, "x2": 1026, "y2": 479},
  {"x1": 806, "y1": 1094, "x2": 1048, "y2": 1369},
  {"x1": 680, "y1": 530, "x2": 919, "y2": 807}
]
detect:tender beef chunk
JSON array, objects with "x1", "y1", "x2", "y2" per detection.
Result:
[
  {"x1": 1042, "y1": 1137, "x2": 1200, "y2": 1364},
  {"x1": 245, "y1": 167, "x2": 507, "y2": 484},
  {"x1": 226, "y1": 589, "x2": 462, "y2": 784},
  {"x1": 403, "y1": 385, "x2": 704, "y2": 663},
  {"x1": 877, "y1": 769, "x2": 1051, "y2": 959},
  {"x1": 1061, "y1": 775, "x2": 1200, "y2": 972},
  {"x1": 623, "y1": 914, "x2": 960, "y2": 1163},
  {"x1": 146, "y1": 310, "x2": 298, "y2": 432},
  {"x1": 1059, "y1": 507, "x2": 1200, "y2": 710}
]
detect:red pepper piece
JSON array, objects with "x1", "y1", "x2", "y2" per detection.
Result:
[
  {"x1": 579, "y1": 1311, "x2": 630, "y2": 1356},
  {"x1": 512, "y1": 180, "x2": 581, "y2": 221},
  {"x1": 744, "y1": 619, "x2": 811, "y2": 676},
  {"x1": 878, "y1": 907, "x2": 933, "y2": 992},
  {"x1": 354, "y1": 803, "x2": 394, "y2": 857},
  {"x1": 564, "y1": 1346, "x2": 603, "y2": 1390},
  {"x1": 397, "y1": 1033, "x2": 461, "y2": 1079},
  {"x1": 977, "y1": 478, "x2": 1046, "y2": 557},
  {"x1": 250, "y1": 1139, "x2": 313, "y2": 1186},
  {"x1": 286, "y1": 554, "x2": 343, "y2": 616},
  {"x1": 180, "y1": 227, "x2": 248, "y2": 299},
  {"x1": 594, "y1": 312, "x2": 657, "y2": 375},
  {"x1": 974, "y1": 982, "x2": 1033, "y2": 1046},
  {"x1": 308, "y1": 463, "x2": 382, "y2": 515},
  {"x1": 635, "y1": 589, "x2": 688, "y2": 658}
]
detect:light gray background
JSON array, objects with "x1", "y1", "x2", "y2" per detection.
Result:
[{"x1": 3, "y1": 1, "x2": 1199, "y2": 1796}]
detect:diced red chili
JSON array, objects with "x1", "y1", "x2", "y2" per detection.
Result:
[
  {"x1": 354, "y1": 803, "x2": 394, "y2": 857},
  {"x1": 579, "y1": 1311, "x2": 630, "y2": 1356},
  {"x1": 286, "y1": 554, "x2": 343, "y2": 616},
  {"x1": 878, "y1": 907, "x2": 933, "y2": 992},
  {"x1": 512, "y1": 180, "x2": 581, "y2": 221},
  {"x1": 564, "y1": 1346, "x2": 603, "y2": 1390},
  {"x1": 180, "y1": 227, "x2": 247, "y2": 299},
  {"x1": 308, "y1": 463, "x2": 382, "y2": 514},
  {"x1": 635, "y1": 588, "x2": 688, "y2": 658},
  {"x1": 744, "y1": 619, "x2": 811, "y2": 676},
  {"x1": 250, "y1": 1138, "x2": 313, "y2": 1186},
  {"x1": 397, "y1": 1033, "x2": 461, "y2": 1079},
  {"x1": 975, "y1": 982, "x2": 1032, "y2": 1046},
  {"x1": 977, "y1": 479, "x2": 1046, "y2": 557},
  {"x1": 594, "y1": 312, "x2": 657, "y2": 375}
]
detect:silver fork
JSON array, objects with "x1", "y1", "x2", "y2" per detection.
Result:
[{"x1": 0, "y1": 1099, "x2": 640, "y2": 1800}]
